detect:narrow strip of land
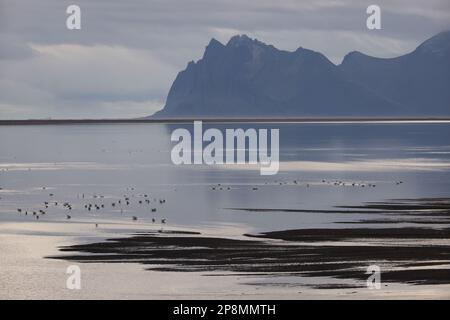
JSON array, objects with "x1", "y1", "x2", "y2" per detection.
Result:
[{"x1": 1, "y1": 117, "x2": 450, "y2": 125}]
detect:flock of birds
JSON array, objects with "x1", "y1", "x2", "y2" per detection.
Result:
[
  {"x1": 209, "y1": 179, "x2": 404, "y2": 191},
  {"x1": 14, "y1": 187, "x2": 168, "y2": 228},
  {"x1": 11, "y1": 179, "x2": 405, "y2": 225}
]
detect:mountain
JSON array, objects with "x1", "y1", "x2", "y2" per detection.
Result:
[
  {"x1": 339, "y1": 31, "x2": 450, "y2": 116},
  {"x1": 153, "y1": 32, "x2": 450, "y2": 118}
]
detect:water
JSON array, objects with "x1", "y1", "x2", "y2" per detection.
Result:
[
  {"x1": 1, "y1": 122, "x2": 450, "y2": 233},
  {"x1": 1, "y1": 121, "x2": 450, "y2": 299}
]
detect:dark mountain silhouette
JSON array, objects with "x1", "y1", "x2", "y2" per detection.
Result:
[
  {"x1": 153, "y1": 32, "x2": 450, "y2": 118},
  {"x1": 340, "y1": 31, "x2": 450, "y2": 116}
]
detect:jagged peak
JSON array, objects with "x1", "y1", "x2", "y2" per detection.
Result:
[
  {"x1": 226, "y1": 34, "x2": 269, "y2": 49},
  {"x1": 203, "y1": 38, "x2": 225, "y2": 59},
  {"x1": 295, "y1": 46, "x2": 324, "y2": 56},
  {"x1": 227, "y1": 34, "x2": 252, "y2": 46},
  {"x1": 206, "y1": 38, "x2": 225, "y2": 48}
]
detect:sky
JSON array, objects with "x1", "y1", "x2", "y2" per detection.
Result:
[{"x1": 0, "y1": 0, "x2": 449, "y2": 119}]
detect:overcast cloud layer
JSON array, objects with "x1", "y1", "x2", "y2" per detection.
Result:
[{"x1": 0, "y1": 0, "x2": 449, "y2": 119}]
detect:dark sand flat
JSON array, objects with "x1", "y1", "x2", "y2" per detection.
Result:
[
  {"x1": 49, "y1": 198, "x2": 450, "y2": 287},
  {"x1": 50, "y1": 228, "x2": 450, "y2": 285}
]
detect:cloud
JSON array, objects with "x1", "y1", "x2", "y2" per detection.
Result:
[
  {"x1": 0, "y1": 43, "x2": 175, "y2": 118},
  {"x1": 0, "y1": 34, "x2": 36, "y2": 60},
  {"x1": 24, "y1": 44, "x2": 174, "y2": 101}
]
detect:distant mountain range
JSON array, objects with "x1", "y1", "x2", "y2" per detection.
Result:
[{"x1": 152, "y1": 31, "x2": 450, "y2": 118}]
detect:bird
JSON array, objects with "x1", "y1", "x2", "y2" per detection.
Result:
[
  {"x1": 132, "y1": 216, "x2": 138, "y2": 221},
  {"x1": 161, "y1": 218, "x2": 166, "y2": 224},
  {"x1": 66, "y1": 215, "x2": 71, "y2": 219},
  {"x1": 152, "y1": 218, "x2": 156, "y2": 223}
]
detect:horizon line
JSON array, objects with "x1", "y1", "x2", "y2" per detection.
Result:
[{"x1": 2, "y1": 117, "x2": 450, "y2": 125}]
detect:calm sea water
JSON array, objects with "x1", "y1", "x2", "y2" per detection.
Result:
[{"x1": 1, "y1": 122, "x2": 450, "y2": 233}]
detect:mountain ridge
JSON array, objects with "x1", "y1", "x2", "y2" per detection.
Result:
[{"x1": 153, "y1": 31, "x2": 450, "y2": 118}]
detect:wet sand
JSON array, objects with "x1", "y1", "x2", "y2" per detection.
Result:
[
  {"x1": 51, "y1": 199, "x2": 450, "y2": 288},
  {"x1": 7, "y1": 220, "x2": 437, "y2": 300},
  {"x1": 228, "y1": 198, "x2": 450, "y2": 225}
]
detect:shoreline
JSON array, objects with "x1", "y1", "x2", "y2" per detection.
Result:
[
  {"x1": 52, "y1": 226, "x2": 450, "y2": 287},
  {"x1": 50, "y1": 198, "x2": 450, "y2": 289},
  {"x1": 1, "y1": 117, "x2": 450, "y2": 125},
  {"x1": 2, "y1": 198, "x2": 450, "y2": 299}
]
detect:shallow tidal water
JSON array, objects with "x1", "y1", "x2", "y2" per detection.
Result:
[{"x1": 1, "y1": 121, "x2": 450, "y2": 299}]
